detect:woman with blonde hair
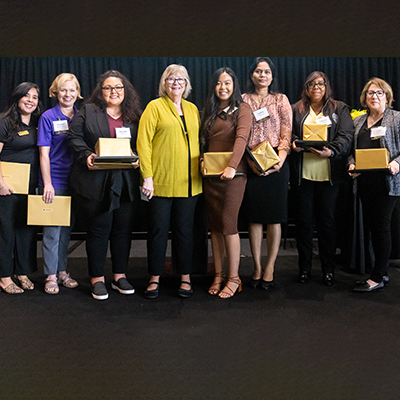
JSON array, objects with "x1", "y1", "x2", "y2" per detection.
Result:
[{"x1": 37, "y1": 73, "x2": 82, "y2": 294}]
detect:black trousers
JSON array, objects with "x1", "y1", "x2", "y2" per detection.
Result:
[
  {"x1": 77, "y1": 193, "x2": 137, "y2": 278},
  {"x1": 147, "y1": 196, "x2": 198, "y2": 276},
  {"x1": 358, "y1": 177, "x2": 399, "y2": 282},
  {"x1": 292, "y1": 179, "x2": 339, "y2": 275},
  {"x1": 0, "y1": 194, "x2": 37, "y2": 277}
]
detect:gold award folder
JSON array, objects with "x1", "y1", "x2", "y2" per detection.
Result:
[
  {"x1": 246, "y1": 141, "x2": 280, "y2": 174},
  {"x1": 303, "y1": 123, "x2": 328, "y2": 141},
  {"x1": 94, "y1": 138, "x2": 131, "y2": 157},
  {"x1": 355, "y1": 148, "x2": 390, "y2": 170},
  {"x1": 203, "y1": 152, "x2": 233, "y2": 176},
  {"x1": 27, "y1": 195, "x2": 71, "y2": 226},
  {"x1": 1, "y1": 161, "x2": 30, "y2": 194}
]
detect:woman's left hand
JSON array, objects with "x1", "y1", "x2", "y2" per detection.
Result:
[
  {"x1": 309, "y1": 146, "x2": 332, "y2": 158},
  {"x1": 262, "y1": 162, "x2": 282, "y2": 176},
  {"x1": 131, "y1": 151, "x2": 140, "y2": 169},
  {"x1": 388, "y1": 160, "x2": 400, "y2": 175},
  {"x1": 220, "y1": 166, "x2": 236, "y2": 181}
]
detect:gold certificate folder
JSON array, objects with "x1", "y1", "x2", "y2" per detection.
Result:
[
  {"x1": 303, "y1": 123, "x2": 328, "y2": 141},
  {"x1": 1, "y1": 161, "x2": 30, "y2": 194},
  {"x1": 203, "y1": 152, "x2": 233, "y2": 176},
  {"x1": 355, "y1": 148, "x2": 390, "y2": 170},
  {"x1": 246, "y1": 141, "x2": 280, "y2": 174},
  {"x1": 94, "y1": 138, "x2": 131, "y2": 157},
  {"x1": 27, "y1": 195, "x2": 71, "y2": 226}
]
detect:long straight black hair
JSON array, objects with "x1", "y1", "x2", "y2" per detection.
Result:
[
  {"x1": 0, "y1": 82, "x2": 41, "y2": 137},
  {"x1": 200, "y1": 67, "x2": 243, "y2": 150}
]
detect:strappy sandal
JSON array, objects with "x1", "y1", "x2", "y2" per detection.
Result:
[
  {"x1": 1, "y1": 282, "x2": 24, "y2": 294},
  {"x1": 208, "y1": 272, "x2": 225, "y2": 296},
  {"x1": 218, "y1": 276, "x2": 242, "y2": 299},
  {"x1": 44, "y1": 276, "x2": 59, "y2": 295},
  {"x1": 58, "y1": 272, "x2": 79, "y2": 288},
  {"x1": 15, "y1": 275, "x2": 34, "y2": 290}
]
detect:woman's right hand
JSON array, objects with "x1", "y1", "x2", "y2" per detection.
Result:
[
  {"x1": 86, "y1": 153, "x2": 97, "y2": 170},
  {"x1": 142, "y1": 177, "x2": 154, "y2": 200},
  {"x1": 348, "y1": 163, "x2": 360, "y2": 178},
  {"x1": 42, "y1": 183, "x2": 55, "y2": 204},
  {"x1": 0, "y1": 183, "x2": 14, "y2": 196},
  {"x1": 292, "y1": 141, "x2": 303, "y2": 153}
]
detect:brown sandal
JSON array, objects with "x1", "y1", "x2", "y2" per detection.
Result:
[
  {"x1": 15, "y1": 275, "x2": 34, "y2": 290},
  {"x1": 1, "y1": 282, "x2": 24, "y2": 294},
  {"x1": 218, "y1": 276, "x2": 242, "y2": 299},
  {"x1": 208, "y1": 272, "x2": 225, "y2": 296},
  {"x1": 58, "y1": 272, "x2": 79, "y2": 288}
]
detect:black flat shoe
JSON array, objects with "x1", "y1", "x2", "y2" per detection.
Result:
[
  {"x1": 178, "y1": 281, "x2": 193, "y2": 298},
  {"x1": 298, "y1": 271, "x2": 310, "y2": 283},
  {"x1": 144, "y1": 282, "x2": 159, "y2": 299},
  {"x1": 249, "y1": 277, "x2": 261, "y2": 289},
  {"x1": 260, "y1": 279, "x2": 274, "y2": 290},
  {"x1": 353, "y1": 280, "x2": 384, "y2": 293},
  {"x1": 324, "y1": 273, "x2": 334, "y2": 286}
]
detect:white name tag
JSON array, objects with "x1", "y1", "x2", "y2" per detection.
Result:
[
  {"x1": 53, "y1": 120, "x2": 69, "y2": 133},
  {"x1": 253, "y1": 107, "x2": 270, "y2": 122},
  {"x1": 315, "y1": 116, "x2": 332, "y2": 126},
  {"x1": 370, "y1": 126, "x2": 386, "y2": 140},
  {"x1": 115, "y1": 127, "x2": 131, "y2": 139}
]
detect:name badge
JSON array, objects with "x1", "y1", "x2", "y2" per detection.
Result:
[
  {"x1": 53, "y1": 120, "x2": 69, "y2": 133},
  {"x1": 253, "y1": 107, "x2": 270, "y2": 122},
  {"x1": 315, "y1": 116, "x2": 332, "y2": 126},
  {"x1": 17, "y1": 130, "x2": 29, "y2": 136},
  {"x1": 370, "y1": 126, "x2": 386, "y2": 140},
  {"x1": 115, "y1": 127, "x2": 131, "y2": 139}
]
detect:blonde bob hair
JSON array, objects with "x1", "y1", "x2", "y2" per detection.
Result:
[
  {"x1": 49, "y1": 73, "x2": 83, "y2": 99},
  {"x1": 360, "y1": 77, "x2": 394, "y2": 109},
  {"x1": 158, "y1": 64, "x2": 192, "y2": 99}
]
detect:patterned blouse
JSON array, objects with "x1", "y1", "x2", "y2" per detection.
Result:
[{"x1": 242, "y1": 92, "x2": 292, "y2": 152}]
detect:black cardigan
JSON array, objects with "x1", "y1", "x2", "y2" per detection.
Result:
[
  {"x1": 290, "y1": 100, "x2": 354, "y2": 186},
  {"x1": 67, "y1": 103, "x2": 140, "y2": 202}
]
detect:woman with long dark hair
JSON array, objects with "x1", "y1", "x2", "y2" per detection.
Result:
[
  {"x1": 242, "y1": 57, "x2": 292, "y2": 290},
  {"x1": 68, "y1": 70, "x2": 141, "y2": 300},
  {"x1": 0, "y1": 82, "x2": 41, "y2": 294},
  {"x1": 291, "y1": 71, "x2": 353, "y2": 285},
  {"x1": 200, "y1": 67, "x2": 252, "y2": 299}
]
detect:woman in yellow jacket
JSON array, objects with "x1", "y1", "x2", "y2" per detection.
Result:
[{"x1": 137, "y1": 64, "x2": 202, "y2": 299}]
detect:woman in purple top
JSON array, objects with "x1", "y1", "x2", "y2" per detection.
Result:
[{"x1": 37, "y1": 73, "x2": 82, "y2": 294}]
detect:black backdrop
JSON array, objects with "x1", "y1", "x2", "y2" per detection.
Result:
[{"x1": 1, "y1": 57, "x2": 400, "y2": 113}]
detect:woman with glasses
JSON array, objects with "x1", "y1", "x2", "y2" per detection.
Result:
[
  {"x1": 241, "y1": 57, "x2": 292, "y2": 290},
  {"x1": 137, "y1": 64, "x2": 202, "y2": 299},
  {"x1": 348, "y1": 78, "x2": 400, "y2": 292},
  {"x1": 291, "y1": 71, "x2": 353, "y2": 285},
  {"x1": 68, "y1": 70, "x2": 142, "y2": 300},
  {"x1": 37, "y1": 73, "x2": 82, "y2": 294}
]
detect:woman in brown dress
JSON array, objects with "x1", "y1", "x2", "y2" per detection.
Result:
[{"x1": 200, "y1": 67, "x2": 252, "y2": 298}]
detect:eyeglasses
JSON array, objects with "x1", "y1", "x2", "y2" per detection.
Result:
[
  {"x1": 307, "y1": 82, "x2": 326, "y2": 89},
  {"x1": 366, "y1": 90, "x2": 385, "y2": 98},
  {"x1": 165, "y1": 77, "x2": 186, "y2": 85},
  {"x1": 102, "y1": 85, "x2": 124, "y2": 93}
]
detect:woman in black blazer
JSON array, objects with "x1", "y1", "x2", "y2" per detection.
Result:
[{"x1": 68, "y1": 70, "x2": 141, "y2": 300}]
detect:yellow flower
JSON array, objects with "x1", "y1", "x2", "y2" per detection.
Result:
[{"x1": 351, "y1": 109, "x2": 367, "y2": 120}]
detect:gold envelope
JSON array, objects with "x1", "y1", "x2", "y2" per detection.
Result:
[
  {"x1": 27, "y1": 195, "x2": 71, "y2": 226},
  {"x1": 246, "y1": 141, "x2": 280, "y2": 173},
  {"x1": 303, "y1": 123, "x2": 328, "y2": 141},
  {"x1": 203, "y1": 152, "x2": 233, "y2": 176},
  {"x1": 94, "y1": 138, "x2": 131, "y2": 157},
  {"x1": 1, "y1": 161, "x2": 30, "y2": 194},
  {"x1": 355, "y1": 148, "x2": 390, "y2": 170}
]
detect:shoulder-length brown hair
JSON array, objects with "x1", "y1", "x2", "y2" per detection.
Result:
[
  {"x1": 360, "y1": 77, "x2": 394, "y2": 109},
  {"x1": 298, "y1": 71, "x2": 337, "y2": 114},
  {"x1": 87, "y1": 70, "x2": 142, "y2": 122}
]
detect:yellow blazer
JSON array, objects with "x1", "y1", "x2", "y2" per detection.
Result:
[{"x1": 137, "y1": 96, "x2": 202, "y2": 197}]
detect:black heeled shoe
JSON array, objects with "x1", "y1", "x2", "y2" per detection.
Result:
[
  {"x1": 249, "y1": 277, "x2": 261, "y2": 289},
  {"x1": 383, "y1": 275, "x2": 389, "y2": 286},
  {"x1": 353, "y1": 280, "x2": 384, "y2": 293},
  {"x1": 324, "y1": 273, "x2": 334, "y2": 286},
  {"x1": 298, "y1": 271, "x2": 310, "y2": 283},
  {"x1": 260, "y1": 279, "x2": 274, "y2": 290}
]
